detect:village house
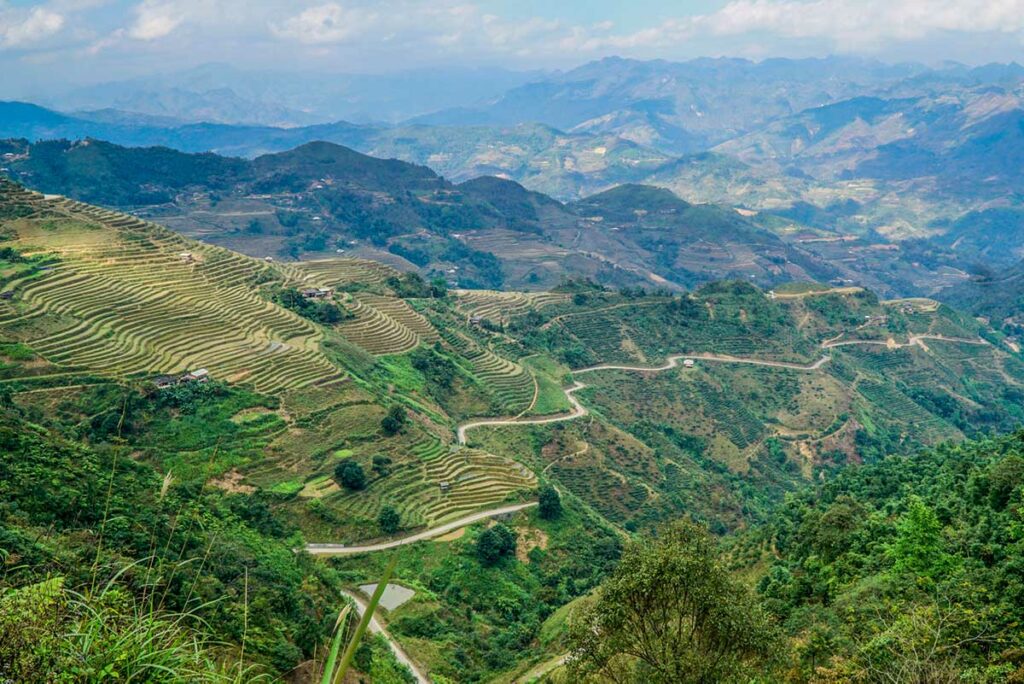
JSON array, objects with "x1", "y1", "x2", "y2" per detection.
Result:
[
  {"x1": 153, "y1": 375, "x2": 177, "y2": 389},
  {"x1": 180, "y1": 368, "x2": 210, "y2": 383},
  {"x1": 301, "y1": 287, "x2": 334, "y2": 299}
]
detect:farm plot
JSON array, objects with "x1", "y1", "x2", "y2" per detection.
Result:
[
  {"x1": 440, "y1": 328, "x2": 535, "y2": 414},
  {"x1": 0, "y1": 192, "x2": 340, "y2": 393},
  {"x1": 328, "y1": 445, "x2": 536, "y2": 529},
  {"x1": 336, "y1": 295, "x2": 428, "y2": 355},
  {"x1": 291, "y1": 257, "x2": 398, "y2": 287},
  {"x1": 455, "y1": 290, "x2": 569, "y2": 324}
]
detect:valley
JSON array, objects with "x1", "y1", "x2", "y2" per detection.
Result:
[{"x1": 3, "y1": 175, "x2": 1024, "y2": 681}]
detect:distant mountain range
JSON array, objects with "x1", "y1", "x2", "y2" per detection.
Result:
[
  {"x1": 0, "y1": 138, "x2": 843, "y2": 292},
  {"x1": 7, "y1": 55, "x2": 1024, "y2": 299},
  {"x1": 45, "y1": 63, "x2": 545, "y2": 126}
]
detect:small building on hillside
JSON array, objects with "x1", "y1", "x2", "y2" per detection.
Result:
[
  {"x1": 301, "y1": 287, "x2": 334, "y2": 299},
  {"x1": 153, "y1": 375, "x2": 177, "y2": 389},
  {"x1": 683, "y1": 359, "x2": 696, "y2": 368},
  {"x1": 179, "y1": 252, "x2": 195, "y2": 264},
  {"x1": 180, "y1": 368, "x2": 210, "y2": 383},
  {"x1": 439, "y1": 481, "x2": 451, "y2": 493},
  {"x1": 469, "y1": 315, "x2": 484, "y2": 326}
]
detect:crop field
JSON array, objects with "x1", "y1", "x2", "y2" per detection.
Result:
[
  {"x1": 557, "y1": 302, "x2": 809, "y2": 365},
  {"x1": 856, "y1": 380, "x2": 958, "y2": 440},
  {"x1": 455, "y1": 289, "x2": 570, "y2": 323},
  {"x1": 0, "y1": 192, "x2": 340, "y2": 393},
  {"x1": 459, "y1": 229, "x2": 570, "y2": 260},
  {"x1": 336, "y1": 294, "x2": 437, "y2": 355},
  {"x1": 328, "y1": 443, "x2": 536, "y2": 531},
  {"x1": 288, "y1": 257, "x2": 399, "y2": 286},
  {"x1": 440, "y1": 328, "x2": 535, "y2": 414}
]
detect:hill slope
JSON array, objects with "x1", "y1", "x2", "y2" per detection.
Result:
[
  {"x1": 4, "y1": 181, "x2": 1024, "y2": 681},
  {"x1": 2, "y1": 139, "x2": 838, "y2": 292}
]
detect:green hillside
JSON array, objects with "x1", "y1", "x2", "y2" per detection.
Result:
[
  {"x1": 1, "y1": 140, "x2": 844, "y2": 292},
  {"x1": 3, "y1": 181, "x2": 1024, "y2": 681}
]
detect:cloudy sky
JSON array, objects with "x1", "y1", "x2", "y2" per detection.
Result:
[{"x1": 3, "y1": 0, "x2": 1024, "y2": 94}]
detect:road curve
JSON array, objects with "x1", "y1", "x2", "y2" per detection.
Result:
[
  {"x1": 574, "y1": 352, "x2": 830, "y2": 375},
  {"x1": 821, "y1": 334, "x2": 990, "y2": 350},
  {"x1": 306, "y1": 501, "x2": 538, "y2": 556},
  {"x1": 341, "y1": 588, "x2": 430, "y2": 684},
  {"x1": 457, "y1": 382, "x2": 589, "y2": 445}
]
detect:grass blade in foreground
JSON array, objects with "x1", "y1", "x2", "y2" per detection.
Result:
[{"x1": 331, "y1": 554, "x2": 398, "y2": 684}]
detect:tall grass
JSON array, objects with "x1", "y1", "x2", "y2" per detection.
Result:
[
  {"x1": 319, "y1": 554, "x2": 399, "y2": 684},
  {"x1": 0, "y1": 575, "x2": 272, "y2": 682}
]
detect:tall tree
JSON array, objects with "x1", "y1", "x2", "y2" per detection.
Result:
[{"x1": 567, "y1": 520, "x2": 780, "y2": 683}]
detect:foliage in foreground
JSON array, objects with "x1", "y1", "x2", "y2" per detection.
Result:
[
  {"x1": 0, "y1": 408, "x2": 341, "y2": 677},
  {"x1": 567, "y1": 520, "x2": 781, "y2": 683},
  {"x1": 0, "y1": 575, "x2": 268, "y2": 683},
  {"x1": 747, "y1": 430, "x2": 1024, "y2": 682}
]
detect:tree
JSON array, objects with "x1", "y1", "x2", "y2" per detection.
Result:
[
  {"x1": 476, "y1": 524, "x2": 517, "y2": 567},
  {"x1": 378, "y1": 505, "x2": 400, "y2": 535},
  {"x1": 335, "y1": 460, "x2": 367, "y2": 491},
  {"x1": 538, "y1": 486, "x2": 562, "y2": 520},
  {"x1": 887, "y1": 495, "x2": 951, "y2": 580},
  {"x1": 567, "y1": 520, "x2": 781, "y2": 683},
  {"x1": 372, "y1": 455, "x2": 392, "y2": 477},
  {"x1": 988, "y1": 455, "x2": 1024, "y2": 509},
  {"x1": 380, "y1": 405, "x2": 407, "y2": 436}
]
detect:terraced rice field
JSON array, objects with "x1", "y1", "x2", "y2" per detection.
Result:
[
  {"x1": 336, "y1": 293, "x2": 439, "y2": 355},
  {"x1": 440, "y1": 328, "x2": 535, "y2": 413},
  {"x1": 0, "y1": 191, "x2": 340, "y2": 393},
  {"x1": 290, "y1": 257, "x2": 398, "y2": 286},
  {"x1": 330, "y1": 441, "x2": 536, "y2": 528},
  {"x1": 455, "y1": 289, "x2": 570, "y2": 323}
]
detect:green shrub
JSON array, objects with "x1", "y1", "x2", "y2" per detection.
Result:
[
  {"x1": 476, "y1": 524, "x2": 517, "y2": 567},
  {"x1": 378, "y1": 505, "x2": 401, "y2": 535},
  {"x1": 538, "y1": 485, "x2": 562, "y2": 520},
  {"x1": 335, "y1": 460, "x2": 367, "y2": 490}
]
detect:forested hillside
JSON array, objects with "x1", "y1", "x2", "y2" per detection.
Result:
[
  {"x1": 2, "y1": 181, "x2": 1024, "y2": 681},
  {"x1": 556, "y1": 431, "x2": 1024, "y2": 682},
  {"x1": 0, "y1": 139, "x2": 843, "y2": 292}
]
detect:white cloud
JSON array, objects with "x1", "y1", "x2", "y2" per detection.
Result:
[
  {"x1": 0, "y1": 5, "x2": 65, "y2": 49},
  {"x1": 699, "y1": 0, "x2": 1024, "y2": 44},
  {"x1": 270, "y1": 3, "x2": 377, "y2": 44},
  {"x1": 129, "y1": 0, "x2": 185, "y2": 40}
]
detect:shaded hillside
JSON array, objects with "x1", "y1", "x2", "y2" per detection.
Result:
[
  {"x1": 730, "y1": 430, "x2": 1024, "y2": 680},
  {"x1": 1, "y1": 139, "x2": 837, "y2": 292},
  {"x1": 3, "y1": 182, "x2": 1024, "y2": 681},
  {"x1": 943, "y1": 260, "x2": 1024, "y2": 336}
]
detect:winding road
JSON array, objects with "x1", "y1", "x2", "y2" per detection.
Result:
[
  {"x1": 310, "y1": 332, "x2": 990, "y2": 557},
  {"x1": 306, "y1": 501, "x2": 538, "y2": 556},
  {"x1": 341, "y1": 588, "x2": 430, "y2": 684},
  {"x1": 305, "y1": 328, "x2": 993, "y2": 682},
  {"x1": 573, "y1": 352, "x2": 831, "y2": 375},
  {"x1": 821, "y1": 333, "x2": 990, "y2": 350},
  {"x1": 456, "y1": 382, "x2": 589, "y2": 445}
]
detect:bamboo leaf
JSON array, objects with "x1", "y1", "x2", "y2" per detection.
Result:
[
  {"x1": 332, "y1": 555, "x2": 398, "y2": 684},
  {"x1": 320, "y1": 604, "x2": 353, "y2": 684}
]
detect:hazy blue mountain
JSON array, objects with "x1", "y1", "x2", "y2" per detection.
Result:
[
  {"x1": 50, "y1": 63, "x2": 545, "y2": 126},
  {"x1": 411, "y1": 56, "x2": 934, "y2": 153}
]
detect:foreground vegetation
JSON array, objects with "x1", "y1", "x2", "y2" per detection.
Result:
[{"x1": 3, "y1": 180, "x2": 1024, "y2": 681}]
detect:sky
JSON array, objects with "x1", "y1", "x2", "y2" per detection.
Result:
[{"x1": 3, "y1": 0, "x2": 1024, "y2": 93}]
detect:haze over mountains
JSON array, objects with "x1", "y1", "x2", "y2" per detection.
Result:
[{"x1": 7, "y1": 14, "x2": 1024, "y2": 678}]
